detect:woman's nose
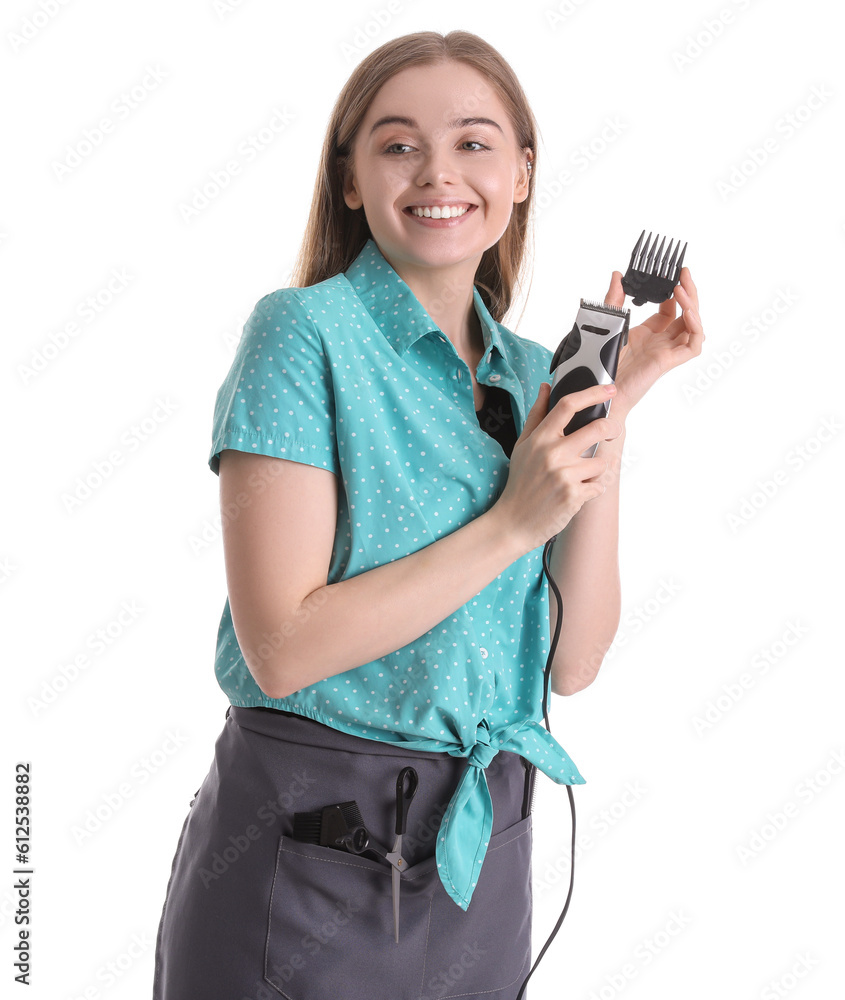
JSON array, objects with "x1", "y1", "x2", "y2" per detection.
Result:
[{"x1": 411, "y1": 145, "x2": 461, "y2": 186}]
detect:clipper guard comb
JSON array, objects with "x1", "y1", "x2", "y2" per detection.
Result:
[{"x1": 621, "y1": 229, "x2": 688, "y2": 306}]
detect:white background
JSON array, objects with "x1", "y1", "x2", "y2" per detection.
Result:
[{"x1": 3, "y1": 0, "x2": 843, "y2": 997}]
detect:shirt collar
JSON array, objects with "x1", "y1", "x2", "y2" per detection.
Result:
[{"x1": 343, "y1": 238, "x2": 509, "y2": 366}]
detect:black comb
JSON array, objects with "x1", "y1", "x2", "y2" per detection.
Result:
[{"x1": 621, "y1": 230, "x2": 688, "y2": 306}]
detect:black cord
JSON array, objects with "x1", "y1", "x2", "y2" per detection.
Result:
[
  {"x1": 514, "y1": 536, "x2": 577, "y2": 1000},
  {"x1": 541, "y1": 536, "x2": 563, "y2": 733}
]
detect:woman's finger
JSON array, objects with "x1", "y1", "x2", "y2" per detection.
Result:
[
  {"x1": 662, "y1": 308, "x2": 705, "y2": 366},
  {"x1": 679, "y1": 266, "x2": 699, "y2": 312},
  {"x1": 580, "y1": 455, "x2": 610, "y2": 482},
  {"x1": 559, "y1": 413, "x2": 623, "y2": 455},
  {"x1": 680, "y1": 303, "x2": 705, "y2": 357},
  {"x1": 604, "y1": 270, "x2": 626, "y2": 310},
  {"x1": 673, "y1": 281, "x2": 697, "y2": 315},
  {"x1": 547, "y1": 382, "x2": 617, "y2": 423},
  {"x1": 672, "y1": 282, "x2": 702, "y2": 336}
]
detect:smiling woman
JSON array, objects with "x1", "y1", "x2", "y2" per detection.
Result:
[
  {"x1": 337, "y1": 59, "x2": 532, "y2": 355},
  {"x1": 149, "y1": 31, "x2": 579, "y2": 1000},
  {"x1": 147, "y1": 27, "x2": 701, "y2": 1000}
]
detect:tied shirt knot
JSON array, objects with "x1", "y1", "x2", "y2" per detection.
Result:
[
  {"x1": 465, "y1": 718, "x2": 498, "y2": 770},
  {"x1": 434, "y1": 716, "x2": 584, "y2": 911}
]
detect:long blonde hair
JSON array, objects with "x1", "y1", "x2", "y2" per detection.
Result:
[{"x1": 289, "y1": 30, "x2": 539, "y2": 324}]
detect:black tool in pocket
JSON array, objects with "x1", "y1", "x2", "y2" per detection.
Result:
[
  {"x1": 265, "y1": 814, "x2": 534, "y2": 1000},
  {"x1": 264, "y1": 833, "x2": 431, "y2": 998}
]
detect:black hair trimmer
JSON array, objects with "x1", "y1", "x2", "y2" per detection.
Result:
[{"x1": 548, "y1": 299, "x2": 630, "y2": 458}]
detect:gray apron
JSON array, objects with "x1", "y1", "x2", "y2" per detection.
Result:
[{"x1": 152, "y1": 706, "x2": 538, "y2": 1000}]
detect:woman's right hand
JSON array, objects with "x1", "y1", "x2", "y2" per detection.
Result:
[{"x1": 493, "y1": 381, "x2": 624, "y2": 552}]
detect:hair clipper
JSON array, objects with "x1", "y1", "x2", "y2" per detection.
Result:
[{"x1": 548, "y1": 298, "x2": 630, "y2": 458}]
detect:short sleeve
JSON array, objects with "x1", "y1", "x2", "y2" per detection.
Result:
[{"x1": 208, "y1": 289, "x2": 340, "y2": 477}]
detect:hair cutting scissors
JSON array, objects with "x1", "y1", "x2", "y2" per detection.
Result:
[
  {"x1": 389, "y1": 766, "x2": 419, "y2": 942},
  {"x1": 336, "y1": 765, "x2": 419, "y2": 942}
]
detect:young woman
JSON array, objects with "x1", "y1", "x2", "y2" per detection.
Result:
[{"x1": 153, "y1": 30, "x2": 703, "y2": 1000}]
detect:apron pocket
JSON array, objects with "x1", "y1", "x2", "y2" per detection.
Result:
[
  {"x1": 416, "y1": 814, "x2": 533, "y2": 999},
  {"x1": 264, "y1": 834, "x2": 432, "y2": 999}
]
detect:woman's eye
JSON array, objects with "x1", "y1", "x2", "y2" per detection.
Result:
[{"x1": 382, "y1": 140, "x2": 490, "y2": 154}]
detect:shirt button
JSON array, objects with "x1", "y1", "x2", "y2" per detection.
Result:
[
  {"x1": 479, "y1": 647, "x2": 489, "y2": 659},
  {"x1": 456, "y1": 369, "x2": 463, "y2": 381},
  {"x1": 488, "y1": 374, "x2": 501, "y2": 382}
]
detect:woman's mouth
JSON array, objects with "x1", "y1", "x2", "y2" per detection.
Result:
[{"x1": 403, "y1": 204, "x2": 477, "y2": 226}]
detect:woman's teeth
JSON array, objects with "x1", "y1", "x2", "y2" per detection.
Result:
[{"x1": 408, "y1": 205, "x2": 471, "y2": 219}]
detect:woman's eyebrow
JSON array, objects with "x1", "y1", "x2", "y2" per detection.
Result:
[{"x1": 368, "y1": 115, "x2": 504, "y2": 136}]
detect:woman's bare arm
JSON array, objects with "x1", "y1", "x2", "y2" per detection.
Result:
[
  {"x1": 218, "y1": 449, "x2": 531, "y2": 700},
  {"x1": 546, "y1": 425, "x2": 626, "y2": 696}
]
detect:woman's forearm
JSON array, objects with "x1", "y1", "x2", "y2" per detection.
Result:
[
  {"x1": 546, "y1": 422, "x2": 627, "y2": 696},
  {"x1": 253, "y1": 503, "x2": 532, "y2": 700}
]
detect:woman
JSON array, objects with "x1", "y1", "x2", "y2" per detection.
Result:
[{"x1": 153, "y1": 29, "x2": 703, "y2": 1000}]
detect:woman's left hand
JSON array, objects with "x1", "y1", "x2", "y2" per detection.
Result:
[{"x1": 603, "y1": 266, "x2": 705, "y2": 419}]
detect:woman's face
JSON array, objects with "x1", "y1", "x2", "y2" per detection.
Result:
[{"x1": 342, "y1": 60, "x2": 531, "y2": 277}]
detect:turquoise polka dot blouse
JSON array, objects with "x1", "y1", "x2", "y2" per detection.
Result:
[{"x1": 208, "y1": 238, "x2": 585, "y2": 911}]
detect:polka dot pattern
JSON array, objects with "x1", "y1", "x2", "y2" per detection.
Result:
[{"x1": 207, "y1": 238, "x2": 585, "y2": 910}]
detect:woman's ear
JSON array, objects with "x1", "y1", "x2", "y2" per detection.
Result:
[
  {"x1": 339, "y1": 158, "x2": 362, "y2": 210},
  {"x1": 513, "y1": 149, "x2": 533, "y2": 205}
]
